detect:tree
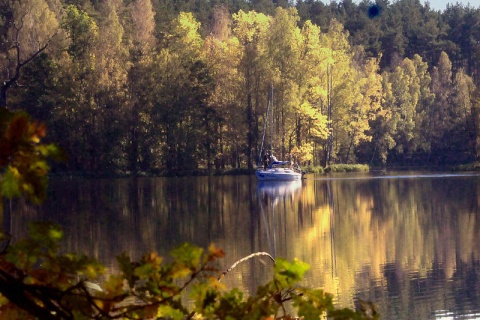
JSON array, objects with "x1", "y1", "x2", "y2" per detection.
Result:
[
  {"x1": 441, "y1": 4, "x2": 468, "y2": 73},
  {"x1": 125, "y1": 0, "x2": 157, "y2": 173},
  {"x1": 367, "y1": 71, "x2": 396, "y2": 165},
  {"x1": 429, "y1": 51, "x2": 453, "y2": 163},
  {"x1": 62, "y1": 4, "x2": 98, "y2": 61},
  {"x1": 129, "y1": 0, "x2": 156, "y2": 56},
  {"x1": 151, "y1": 12, "x2": 215, "y2": 172},
  {"x1": 232, "y1": 10, "x2": 270, "y2": 168},
  {"x1": 266, "y1": 7, "x2": 302, "y2": 158},
  {"x1": 383, "y1": 58, "x2": 419, "y2": 164},
  {"x1": 444, "y1": 68, "x2": 478, "y2": 163},
  {"x1": 203, "y1": 6, "x2": 243, "y2": 169},
  {"x1": 319, "y1": 18, "x2": 359, "y2": 166},
  {"x1": 378, "y1": 2, "x2": 407, "y2": 70},
  {"x1": 91, "y1": 0, "x2": 130, "y2": 172},
  {"x1": 290, "y1": 19, "x2": 329, "y2": 164},
  {"x1": 346, "y1": 56, "x2": 384, "y2": 164},
  {"x1": 344, "y1": 0, "x2": 383, "y2": 59},
  {"x1": 444, "y1": 7, "x2": 480, "y2": 86},
  {"x1": 0, "y1": 0, "x2": 59, "y2": 107},
  {"x1": 55, "y1": 4, "x2": 101, "y2": 172},
  {"x1": 410, "y1": 54, "x2": 434, "y2": 162}
]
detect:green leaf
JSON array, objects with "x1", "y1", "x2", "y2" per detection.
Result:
[
  {"x1": 297, "y1": 300, "x2": 323, "y2": 319},
  {"x1": 134, "y1": 262, "x2": 156, "y2": 279},
  {"x1": 170, "y1": 243, "x2": 204, "y2": 269},
  {"x1": 116, "y1": 253, "x2": 137, "y2": 287},
  {"x1": 190, "y1": 282, "x2": 219, "y2": 316},
  {"x1": 171, "y1": 266, "x2": 192, "y2": 279},
  {"x1": 0, "y1": 167, "x2": 21, "y2": 199},
  {"x1": 157, "y1": 305, "x2": 185, "y2": 320},
  {"x1": 294, "y1": 288, "x2": 334, "y2": 319},
  {"x1": 29, "y1": 221, "x2": 63, "y2": 244},
  {"x1": 116, "y1": 253, "x2": 132, "y2": 273},
  {"x1": 328, "y1": 308, "x2": 367, "y2": 320},
  {"x1": 273, "y1": 258, "x2": 310, "y2": 288}
]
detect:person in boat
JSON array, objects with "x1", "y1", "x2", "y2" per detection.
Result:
[{"x1": 263, "y1": 152, "x2": 269, "y2": 170}]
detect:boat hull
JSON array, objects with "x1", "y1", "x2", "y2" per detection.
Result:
[{"x1": 255, "y1": 168, "x2": 302, "y2": 181}]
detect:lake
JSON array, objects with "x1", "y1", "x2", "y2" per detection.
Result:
[{"x1": 7, "y1": 172, "x2": 480, "y2": 319}]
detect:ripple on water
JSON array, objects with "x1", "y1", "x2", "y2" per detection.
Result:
[{"x1": 340, "y1": 261, "x2": 480, "y2": 320}]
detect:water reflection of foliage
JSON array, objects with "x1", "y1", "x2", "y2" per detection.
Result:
[
  {"x1": 293, "y1": 175, "x2": 480, "y2": 317},
  {"x1": 11, "y1": 174, "x2": 480, "y2": 318}
]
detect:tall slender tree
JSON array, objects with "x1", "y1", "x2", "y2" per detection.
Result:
[
  {"x1": 232, "y1": 10, "x2": 270, "y2": 168},
  {"x1": 126, "y1": 0, "x2": 157, "y2": 173},
  {"x1": 292, "y1": 19, "x2": 329, "y2": 165},
  {"x1": 203, "y1": 6, "x2": 243, "y2": 169},
  {"x1": 320, "y1": 18, "x2": 358, "y2": 166}
]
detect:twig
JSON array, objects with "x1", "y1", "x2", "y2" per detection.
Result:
[{"x1": 218, "y1": 252, "x2": 275, "y2": 281}]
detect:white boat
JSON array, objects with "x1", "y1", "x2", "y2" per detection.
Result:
[{"x1": 255, "y1": 161, "x2": 303, "y2": 181}]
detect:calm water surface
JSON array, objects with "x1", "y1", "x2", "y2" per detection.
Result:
[{"x1": 9, "y1": 172, "x2": 480, "y2": 319}]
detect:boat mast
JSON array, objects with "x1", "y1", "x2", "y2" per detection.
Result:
[
  {"x1": 258, "y1": 85, "x2": 273, "y2": 166},
  {"x1": 269, "y1": 84, "x2": 274, "y2": 153}
]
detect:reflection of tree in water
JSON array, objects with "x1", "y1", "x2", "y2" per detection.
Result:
[
  {"x1": 451, "y1": 259, "x2": 480, "y2": 314},
  {"x1": 305, "y1": 174, "x2": 480, "y2": 318},
  {"x1": 383, "y1": 263, "x2": 402, "y2": 299},
  {"x1": 378, "y1": 258, "x2": 480, "y2": 318}
]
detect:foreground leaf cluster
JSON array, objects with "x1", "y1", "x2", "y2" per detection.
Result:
[{"x1": 0, "y1": 108, "x2": 64, "y2": 204}]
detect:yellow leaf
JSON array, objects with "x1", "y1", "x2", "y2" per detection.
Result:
[
  {"x1": 102, "y1": 275, "x2": 125, "y2": 297},
  {"x1": 208, "y1": 243, "x2": 225, "y2": 259},
  {"x1": 207, "y1": 276, "x2": 226, "y2": 291},
  {"x1": 171, "y1": 266, "x2": 191, "y2": 279}
]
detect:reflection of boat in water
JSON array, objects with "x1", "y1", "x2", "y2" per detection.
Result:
[
  {"x1": 256, "y1": 180, "x2": 302, "y2": 199},
  {"x1": 257, "y1": 180, "x2": 302, "y2": 257}
]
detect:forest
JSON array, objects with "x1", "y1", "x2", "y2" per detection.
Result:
[{"x1": 1, "y1": 0, "x2": 480, "y2": 175}]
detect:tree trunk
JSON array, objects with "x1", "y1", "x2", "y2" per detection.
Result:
[
  {"x1": 129, "y1": 127, "x2": 138, "y2": 173},
  {"x1": 247, "y1": 91, "x2": 253, "y2": 168},
  {"x1": 324, "y1": 64, "x2": 333, "y2": 167},
  {"x1": 345, "y1": 131, "x2": 356, "y2": 163},
  {"x1": 0, "y1": 84, "x2": 10, "y2": 108},
  {"x1": 296, "y1": 117, "x2": 301, "y2": 147}
]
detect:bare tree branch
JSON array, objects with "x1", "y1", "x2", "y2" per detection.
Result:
[
  {"x1": 0, "y1": 13, "x2": 56, "y2": 108},
  {"x1": 218, "y1": 251, "x2": 275, "y2": 281}
]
